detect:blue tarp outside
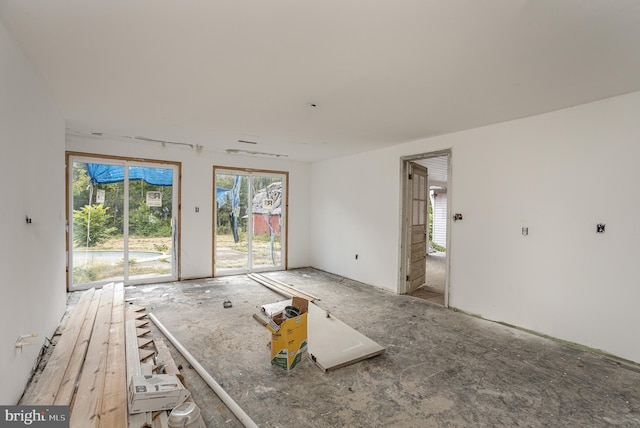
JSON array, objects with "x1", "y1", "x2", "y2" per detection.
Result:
[
  {"x1": 86, "y1": 164, "x2": 244, "y2": 244},
  {"x1": 216, "y1": 176, "x2": 243, "y2": 243},
  {"x1": 86, "y1": 164, "x2": 173, "y2": 186}
]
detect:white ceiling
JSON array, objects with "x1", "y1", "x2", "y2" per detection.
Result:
[
  {"x1": 414, "y1": 156, "x2": 448, "y2": 185},
  {"x1": 2, "y1": 0, "x2": 640, "y2": 162}
]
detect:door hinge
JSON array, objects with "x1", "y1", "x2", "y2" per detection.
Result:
[{"x1": 406, "y1": 275, "x2": 410, "y2": 281}]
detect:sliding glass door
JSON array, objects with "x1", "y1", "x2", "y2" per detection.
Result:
[
  {"x1": 214, "y1": 168, "x2": 287, "y2": 276},
  {"x1": 68, "y1": 155, "x2": 179, "y2": 290}
]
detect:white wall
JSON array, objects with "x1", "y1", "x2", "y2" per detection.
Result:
[
  {"x1": 432, "y1": 190, "x2": 447, "y2": 248},
  {"x1": 310, "y1": 90, "x2": 640, "y2": 363},
  {"x1": 65, "y1": 136, "x2": 311, "y2": 279},
  {"x1": 0, "y1": 19, "x2": 66, "y2": 403}
]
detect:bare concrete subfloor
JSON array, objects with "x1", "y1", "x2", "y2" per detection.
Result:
[
  {"x1": 73, "y1": 268, "x2": 640, "y2": 427},
  {"x1": 411, "y1": 252, "x2": 446, "y2": 305}
]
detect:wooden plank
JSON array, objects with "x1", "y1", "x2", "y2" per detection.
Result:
[
  {"x1": 141, "y1": 362, "x2": 154, "y2": 376},
  {"x1": 127, "y1": 311, "x2": 148, "y2": 321},
  {"x1": 152, "y1": 411, "x2": 169, "y2": 428},
  {"x1": 248, "y1": 273, "x2": 318, "y2": 302},
  {"x1": 136, "y1": 328, "x2": 151, "y2": 337},
  {"x1": 135, "y1": 319, "x2": 149, "y2": 328},
  {"x1": 126, "y1": 319, "x2": 152, "y2": 428},
  {"x1": 127, "y1": 304, "x2": 146, "y2": 313},
  {"x1": 125, "y1": 320, "x2": 141, "y2": 379},
  {"x1": 153, "y1": 339, "x2": 184, "y2": 386},
  {"x1": 257, "y1": 274, "x2": 321, "y2": 301},
  {"x1": 306, "y1": 302, "x2": 386, "y2": 372},
  {"x1": 139, "y1": 349, "x2": 155, "y2": 362},
  {"x1": 54, "y1": 288, "x2": 103, "y2": 406},
  {"x1": 248, "y1": 273, "x2": 292, "y2": 299},
  {"x1": 100, "y1": 283, "x2": 127, "y2": 428},
  {"x1": 69, "y1": 283, "x2": 115, "y2": 428},
  {"x1": 23, "y1": 288, "x2": 95, "y2": 405},
  {"x1": 137, "y1": 337, "x2": 153, "y2": 348},
  {"x1": 129, "y1": 413, "x2": 153, "y2": 428}
]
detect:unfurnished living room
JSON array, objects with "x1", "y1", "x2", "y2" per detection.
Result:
[{"x1": 2, "y1": 1, "x2": 640, "y2": 427}]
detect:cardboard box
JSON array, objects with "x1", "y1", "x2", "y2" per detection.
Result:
[
  {"x1": 266, "y1": 297, "x2": 308, "y2": 370},
  {"x1": 128, "y1": 374, "x2": 189, "y2": 414}
]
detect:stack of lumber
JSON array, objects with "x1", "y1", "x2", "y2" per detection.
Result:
[
  {"x1": 21, "y1": 283, "x2": 194, "y2": 428},
  {"x1": 248, "y1": 273, "x2": 319, "y2": 301},
  {"x1": 21, "y1": 283, "x2": 127, "y2": 427}
]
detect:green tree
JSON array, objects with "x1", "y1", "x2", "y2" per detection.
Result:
[
  {"x1": 73, "y1": 204, "x2": 117, "y2": 247},
  {"x1": 129, "y1": 202, "x2": 172, "y2": 237},
  {"x1": 72, "y1": 162, "x2": 91, "y2": 209}
]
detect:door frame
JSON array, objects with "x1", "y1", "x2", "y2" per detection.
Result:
[
  {"x1": 212, "y1": 166, "x2": 289, "y2": 276},
  {"x1": 66, "y1": 152, "x2": 182, "y2": 290},
  {"x1": 398, "y1": 149, "x2": 452, "y2": 306}
]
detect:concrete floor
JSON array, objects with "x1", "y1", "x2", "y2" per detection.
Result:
[
  {"x1": 410, "y1": 252, "x2": 446, "y2": 305},
  {"x1": 73, "y1": 268, "x2": 640, "y2": 426}
]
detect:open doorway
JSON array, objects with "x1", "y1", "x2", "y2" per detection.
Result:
[{"x1": 399, "y1": 150, "x2": 450, "y2": 306}]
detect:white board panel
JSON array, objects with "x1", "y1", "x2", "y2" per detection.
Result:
[
  {"x1": 260, "y1": 300, "x2": 386, "y2": 371},
  {"x1": 307, "y1": 303, "x2": 385, "y2": 371}
]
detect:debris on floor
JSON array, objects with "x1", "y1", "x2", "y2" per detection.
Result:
[
  {"x1": 259, "y1": 297, "x2": 385, "y2": 371},
  {"x1": 264, "y1": 297, "x2": 309, "y2": 371},
  {"x1": 150, "y1": 313, "x2": 259, "y2": 428}
]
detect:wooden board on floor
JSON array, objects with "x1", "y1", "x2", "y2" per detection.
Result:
[
  {"x1": 125, "y1": 320, "x2": 142, "y2": 379},
  {"x1": 139, "y1": 348, "x2": 155, "y2": 362},
  {"x1": 54, "y1": 288, "x2": 103, "y2": 406},
  {"x1": 127, "y1": 304, "x2": 146, "y2": 313},
  {"x1": 248, "y1": 273, "x2": 317, "y2": 302},
  {"x1": 137, "y1": 336, "x2": 153, "y2": 348},
  {"x1": 100, "y1": 283, "x2": 127, "y2": 427},
  {"x1": 69, "y1": 283, "x2": 115, "y2": 427},
  {"x1": 152, "y1": 411, "x2": 169, "y2": 428},
  {"x1": 23, "y1": 288, "x2": 95, "y2": 405},
  {"x1": 126, "y1": 319, "x2": 153, "y2": 428},
  {"x1": 307, "y1": 302, "x2": 385, "y2": 371},
  {"x1": 136, "y1": 328, "x2": 151, "y2": 337},
  {"x1": 153, "y1": 339, "x2": 184, "y2": 386},
  {"x1": 257, "y1": 274, "x2": 320, "y2": 301}
]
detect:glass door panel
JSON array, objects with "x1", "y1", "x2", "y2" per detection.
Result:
[
  {"x1": 127, "y1": 165, "x2": 175, "y2": 282},
  {"x1": 69, "y1": 156, "x2": 179, "y2": 289},
  {"x1": 214, "y1": 169, "x2": 286, "y2": 276},
  {"x1": 251, "y1": 175, "x2": 283, "y2": 269},
  {"x1": 71, "y1": 160, "x2": 125, "y2": 286},
  {"x1": 214, "y1": 173, "x2": 249, "y2": 273}
]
